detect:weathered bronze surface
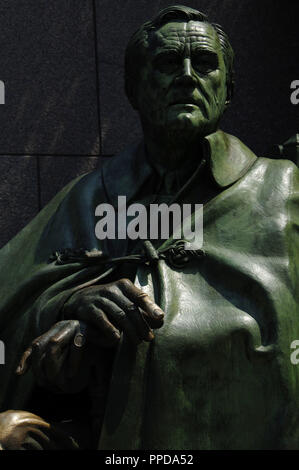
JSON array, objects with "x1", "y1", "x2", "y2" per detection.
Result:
[
  {"x1": 0, "y1": 6, "x2": 298, "y2": 450},
  {"x1": 270, "y1": 134, "x2": 299, "y2": 166}
]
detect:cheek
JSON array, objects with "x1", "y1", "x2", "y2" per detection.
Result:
[
  {"x1": 210, "y1": 72, "x2": 227, "y2": 105},
  {"x1": 200, "y1": 70, "x2": 224, "y2": 91},
  {"x1": 198, "y1": 73, "x2": 226, "y2": 116},
  {"x1": 139, "y1": 73, "x2": 169, "y2": 113},
  {"x1": 150, "y1": 72, "x2": 169, "y2": 101}
]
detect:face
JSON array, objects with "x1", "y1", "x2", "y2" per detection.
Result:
[{"x1": 134, "y1": 20, "x2": 228, "y2": 140}]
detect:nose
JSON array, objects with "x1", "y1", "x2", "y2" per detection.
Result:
[
  {"x1": 175, "y1": 58, "x2": 197, "y2": 86},
  {"x1": 183, "y1": 58, "x2": 192, "y2": 76}
]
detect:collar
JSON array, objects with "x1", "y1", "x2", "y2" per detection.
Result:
[{"x1": 101, "y1": 130, "x2": 258, "y2": 206}]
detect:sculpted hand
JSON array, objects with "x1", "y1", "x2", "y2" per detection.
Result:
[
  {"x1": 62, "y1": 278, "x2": 164, "y2": 347},
  {"x1": 16, "y1": 320, "x2": 94, "y2": 393},
  {"x1": 0, "y1": 410, "x2": 78, "y2": 450},
  {"x1": 16, "y1": 279, "x2": 164, "y2": 393}
]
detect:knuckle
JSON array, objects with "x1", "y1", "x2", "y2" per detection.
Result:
[
  {"x1": 71, "y1": 289, "x2": 91, "y2": 306},
  {"x1": 89, "y1": 304, "x2": 102, "y2": 316},
  {"x1": 103, "y1": 284, "x2": 118, "y2": 297},
  {"x1": 49, "y1": 337, "x2": 60, "y2": 346},
  {"x1": 54, "y1": 320, "x2": 67, "y2": 328},
  {"x1": 114, "y1": 309, "x2": 126, "y2": 321},
  {"x1": 69, "y1": 319, "x2": 80, "y2": 329},
  {"x1": 136, "y1": 292, "x2": 149, "y2": 300},
  {"x1": 126, "y1": 302, "x2": 137, "y2": 310},
  {"x1": 126, "y1": 303, "x2": 139, "y2": 314},
  {"x1": 117, "y1": 278, "x2": 132, "y2": 288},
  {"x1": 0, "y1": 410, "x2": 41, "y2": 433},
  {"x1": 2, "y1": 410, "x2": 22, "y2": 421}
]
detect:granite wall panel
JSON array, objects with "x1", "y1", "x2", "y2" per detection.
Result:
[
  {"x1": 0, "y1": 156, "x2": 38, "y2": 247},
  {"x1": 39, "y1": 155, "x2": 100, "y2": 207},
  {"x1": 0, "y1": 0, "x2": 100, "y2": 155}
]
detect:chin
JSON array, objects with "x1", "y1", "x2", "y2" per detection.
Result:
[{"x1": 165, "y1": 114, "x2": 213, "y2": 140}]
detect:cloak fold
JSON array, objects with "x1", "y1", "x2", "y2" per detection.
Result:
[{"x1": 0, "y1": 130, "x2": 298, "y2": 449}]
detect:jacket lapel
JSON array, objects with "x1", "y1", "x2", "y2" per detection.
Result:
[{"x1": 101, "y1": 130, "x2": 258, "y2": 205}]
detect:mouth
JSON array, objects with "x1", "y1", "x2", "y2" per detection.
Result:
[{"x1": 169, "y1": 99, "x2": 200, "y2": 107}]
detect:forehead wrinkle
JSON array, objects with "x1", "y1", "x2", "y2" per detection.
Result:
[
  {"x1": 154, "y1": 21, "x2": 188, "y2": 41},
  {"x1": 187, "y1": 33, "x2": 218, "y2": 46},
  {"x1": 186, "y1": 23, "x2": 221, "y2": 53},
  {"x1": 190, "y1": 39, "x2": 218, "y2": 50},
  {"x1": 157, "y1": 22, "x2": 187, "y2": 33},
  {"x1": 153, "y1": 38, "x2": 219, "y2": 57},
  {"x1": 187, "y1": 21, "x2": 216, "y2": 35},
  {"x1": 154, "y1": 46, "x2": 183, "y2": 56},
  {"x1": 157, "y1": 38, "x2": 185, "y2": 46},
  {"x1": 152, "y1": 32, "x2": 185, "y2": 53},
  {"x1": 155, "y1": 30, "x2": 186, "y2": 44},
  {"x1": 150, "y1": 22, "x2": 222, "y2": 60},
  {"x1": 154, "y1": 24, "x2": 218, "y2": 48},
  {"x1": 186, "y1": 34, "x2": 220, "y2": 57}
]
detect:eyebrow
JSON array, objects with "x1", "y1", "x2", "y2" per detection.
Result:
[
  {"x1": 152, "y1": 45, "x2": 219, "y2": 61},
  {"x1": 191, "y1": 46, "x2": 219, "y2": 55},
  {"x1": 153, "y1": 44, "x2": 185, "y2": 55}
]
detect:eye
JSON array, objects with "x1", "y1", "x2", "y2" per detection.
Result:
[
  {"x1": 192, "y1": 52, "x2": 218, "y2": 74},
  {"x1": 154, "y1": 52, "x2": 181, "y2": 73}
]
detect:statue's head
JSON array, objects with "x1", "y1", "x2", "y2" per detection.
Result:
[{"x1": 125, "y1": 5, "x2": 234, "y2": 142}]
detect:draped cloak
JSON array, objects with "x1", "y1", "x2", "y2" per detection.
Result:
[{"x1": 0, "y1": 130, "x2": 298, "y2": 450}]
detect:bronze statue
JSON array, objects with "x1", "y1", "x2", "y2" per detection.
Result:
[{"x1": 0, "y1": 5, "x2": 298, "y2": 450}]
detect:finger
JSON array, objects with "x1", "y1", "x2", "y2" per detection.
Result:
[
  {"x1": 16, "y1": 346, "x2": 33, "y2": 375},
  {"x1": 95, "y1": 296, "x2": 144, "y2": 345},
  {"x1": 16, "y1": 331, "x2": 53, "y2": 376},
  {"x1": 49, "y1": 320, "x2": 80, "y2": 345},
  {"x1": 97, "y1": 295, "x2": 154, "y2": 342},
  {"x1": 66, "y1": 321, "x2": 89, "y2": 380},
  {"x1": 124, "y1": 306, "x2": 155, "y2": 343},
  {"x1": 117, "y1": 279, "x2": 165, "y2": 328},
  {"x1": 43, "y1": 321, "x2": 80, "y2": 381},
  {"x1": 76, "y1": 305, "x2": 121, "y2": 348},
  {"x1": 26, "y1": 424, "x2": 78, "y2": 450},
  {"x1": 23, "y1": 426, "x2": 52, "y2": 450},
  {"x1": 44, "y1": 321, "x2": 96, "y2": 385},
  {"x1": 16, "y1": 322, "x2": 74, "y2": 376},
  {"x1": 23, "y1": 424, "x2": 75, "y2": 451}
]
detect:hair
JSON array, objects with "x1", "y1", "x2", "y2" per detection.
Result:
[{"x1": 125, "y1": 5, "x2": 235, "y2": 106}]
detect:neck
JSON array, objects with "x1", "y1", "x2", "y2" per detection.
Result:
[{"x1": 144, "y1": 130, "x2": 204, "y2": 174}]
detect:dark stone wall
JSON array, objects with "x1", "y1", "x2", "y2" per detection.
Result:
[{"x1": 0, "y1": 0, "x2": 298, "y2": 247}]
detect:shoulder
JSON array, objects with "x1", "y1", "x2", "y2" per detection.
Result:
[{"x1": 254, "y1": 156, "x2": 299, "y2": 187}]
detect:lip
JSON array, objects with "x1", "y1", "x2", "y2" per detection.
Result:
[
  {"x1": 168, "y1": 103, "x2": 200, "y2": 111},
  {"x1": 169, "y1": 99, "x2": 200, "y2": 107},
  {"x1": 170, "y1": 103, "x2": 199, "y2": 106}
]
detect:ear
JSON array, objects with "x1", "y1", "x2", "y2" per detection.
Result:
[{"x1": 224, "y1": 80, "x2": 234, "y2": 108}]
